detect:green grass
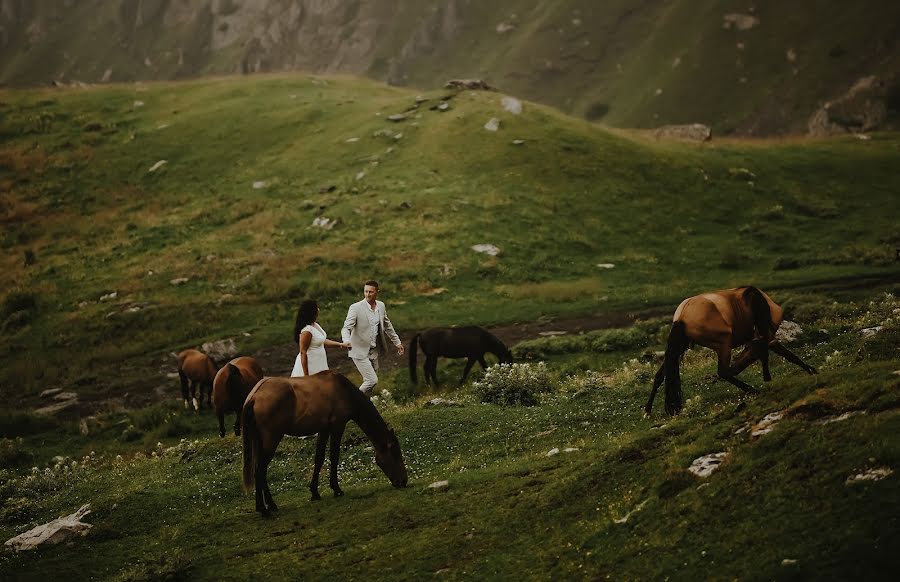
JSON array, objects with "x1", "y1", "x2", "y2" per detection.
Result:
[
  {"x1": 0, "y1": 291, "x2": 897, "y2": 579},
  {"x1": 1, "y1": 74, "x2": 898, "y2": 407}
]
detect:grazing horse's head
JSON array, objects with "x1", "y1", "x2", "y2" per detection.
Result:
[
  {"x1": 375, "y1": 427, "x2": 408, "y2": 488},
  {"x1": 499, "y1": 346, "x2": 514, "y2": 364}
]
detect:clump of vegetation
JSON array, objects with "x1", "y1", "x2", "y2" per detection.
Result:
[
  {"x1": 473, "y1": 362, "x2": 555, "y2": 405},
  {"x1": 0, "y1": 437, "x2": 32, "y2": 467},
  {"x1": 0, "y1": 410, "x2": 57, "y2": 438},
  {"x1": 0, "y1": 288, "x2": 38, "y2": 333},
  {"x1": 514, "y1": 322, "x2": 662, "y2": 360}
]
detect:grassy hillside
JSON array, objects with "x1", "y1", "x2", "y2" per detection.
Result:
[
  {"x1": 0, "y1": 289, "x2": 897, "y2": 579},
  {"x1": 2, "y1": 1, "x2": 899, "y2": 134},
  {"x1": 1, "y1": 74, "x2": 899, "y2": 409}
]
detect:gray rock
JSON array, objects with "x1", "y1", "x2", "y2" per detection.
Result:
[
  {"x1": 651, "y1": 123, "x2": 711, "y2": 142},
  {"x1": 201, "y1": 338, "x2": 238, "y2": 362},
  {"x1": 424, "y1": 398, "x2": 462, "y2": 407},
  {"x1": 808, "y1": 76, "x2": 889, "y2": 136},
  {"x1": 39, "y1": 388, "x2": 63, "y2": 398},
  {"x1": 471, "y1": 244, "x2": 500, "y2": 256},
  {"x1": 5, "y1": 504, "x2": 92, "y2": 552},
  {"x1": 445, "y1": 79, "x2": 495, "y2": 91},
  {"x1": 687, "y1": 452, "x2": 729, "y2": 477},
  {"x1": 484, "y1": 118, "x2": 501, "y2": 132},
  {"x1": 426, "y1": 480, "x2": 450, "y2": 491}
]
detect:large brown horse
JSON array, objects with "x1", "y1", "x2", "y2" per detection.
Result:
[
  {"x1": 212, "y1": 356, "x2": 264, "y2": 438},
  {"x1": 645, "y1": 286, "x2": 817, "y2": 416},
  {"x1": 409, "y1": 326, "x2": 513, "y2": 387},
  {"x1": 176, "y1": 349, "x2": 218, "y2": 411},
  {"x1": 242, "y1": 371, "x2": 408, "y2": 515}
]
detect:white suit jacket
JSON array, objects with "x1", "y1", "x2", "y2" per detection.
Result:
[{"x1": 341, "y1": 300, "x2": 401, "y2": 359}]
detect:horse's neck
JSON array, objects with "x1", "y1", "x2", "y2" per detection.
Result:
[{"x1": 352, "y1": 398, "x2": 390, "y2": 445}]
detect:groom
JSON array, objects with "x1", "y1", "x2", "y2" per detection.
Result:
[{"x1": 341, "y1": 280, "x2": 404, "y2": 394}]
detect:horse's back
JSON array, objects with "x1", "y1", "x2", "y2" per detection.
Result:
[
  {"x1": 423, "y1": 326, "x2": 493, "y2": 357},
  {"x1": 178, "y1": 349, "x2": 216, "y2": 381},
  {"x1": 674, "y1": 292, "x2": 735, "y2": 345},
  {"x1": 231, "y1": 356, "x2": 264, "y2": 384},
  {"x1": 247, "y1": 372, "x2": 355, "y2": 436}
]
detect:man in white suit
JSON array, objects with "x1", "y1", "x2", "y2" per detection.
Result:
[{"x1": 341, "y1": 280, "x2": 404, "y2": 394}]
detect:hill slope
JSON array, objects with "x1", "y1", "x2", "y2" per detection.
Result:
[
  {"x1": 2, "y1": 0, "x2": 900, "y2": 135},
  {"x1": 1, "y1": 74, "x2": 899, "y2": 410}
]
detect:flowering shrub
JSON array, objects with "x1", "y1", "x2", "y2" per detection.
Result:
[
  {"x1": 560, "y1": 370, "x2": 607, "y2": 394},
  {"x1": 371, "y1": 389, "x2": 395, "y2": 410},
  {"x1": 473, "y1": 362, "x2": 555, "y2": 406}
]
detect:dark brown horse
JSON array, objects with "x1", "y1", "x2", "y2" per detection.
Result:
[
  {"x1": 242, "y1": 371, "x2": 408, "y2": 516},
  {"x1": 212, "y1": 356, "x2": 264, "y2": 438},
  {"x1": 645, "y1": 286, "x2": 817, "y2": 416},
  {"x1": 409, "y1": 326, "x2": 513, "y2": 387},
  {"x1": 176, "y1": 349, "x2": 218, "y2": 411}
]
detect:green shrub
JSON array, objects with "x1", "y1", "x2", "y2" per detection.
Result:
[
  {"x1": 0, "y1": 437, "x2": 33, "y2": 467},
  {"x1": 473, "y1": 362, "x2": 555, "y2": 406}
]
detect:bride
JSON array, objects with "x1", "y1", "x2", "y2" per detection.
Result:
[{"x1": 291, "y1": 300, "x2": 350, "y2": 377}]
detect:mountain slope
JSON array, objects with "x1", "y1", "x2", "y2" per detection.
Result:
[{"x1": 2, "y1": 0, "x2": 899, "y2": 135}]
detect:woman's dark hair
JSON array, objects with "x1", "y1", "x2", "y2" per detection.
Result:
[{"x1": 293, "y1": 300, "x2": 318, "y2": 344}]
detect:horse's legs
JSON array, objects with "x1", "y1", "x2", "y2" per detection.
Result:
[
  {"x1": 328, "y1": 424, "x2": 347, "y2": 497},
  {"x1": 770, "y1": 341, "x2": 817, "y2": 374},
  {"x1": 478, "y1": 356, "x2": 489, "y2": 370},
  {"x1": 233, "y1": 411, "x2": 241, "y2": 436},
  {"x1": 751, "y1": 339, "x2": 772, "y2": 382},
  {"x1": 645, "y1": 363, "x2": 666, "y2": 415},
  {"x1": 459, "y1": 357, "x2": 478, "y2": 385},
  {"x1": 256, "y1": 448, "x2": 278, "y2": 515},
  {"x1": 205, "y1": 382, "x2": 213, "y2": 409},
  {"x1": 425, "y1": 355, "x2": 439, "y2": 387},
  {"x1": 716, "y1": 347, "x2": 758, "y2": 394},
  {"x1": 217, "y1": 411, "x2": 226, "y2": 438},
  {"x1": 309, "y1": 431, "x2": 329, "y2": 501},
  {"x1": 179, "y1": 371, "x2": 190, "y2": 409},
  {"x1": 189, "y1": 380, "x2": 199, "y2": 411}
]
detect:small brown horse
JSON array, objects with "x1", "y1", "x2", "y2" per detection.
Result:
[
  {"x1": 176, "y1": 349, "x2": 218, "y2": 411},
  {"x1": 645, "y1": 286, "x2": 817, "y2": 416},
  {"x1": 212, "y1": 356, "x2": 264, "y2": 438},
  {"x1": 409, "y1": 326, "x2": 513, "y2": 387},
  {"x1": 242, "y1": 371, "x2": 408, "y2": 515}
]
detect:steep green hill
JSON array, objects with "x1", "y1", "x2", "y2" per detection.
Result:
[
  {"x1": 1, "y1": 74, "x2": 899, "y2": 409},
  {"x1": 2, "y1": 1, "x2": 899, "y2": 134}
]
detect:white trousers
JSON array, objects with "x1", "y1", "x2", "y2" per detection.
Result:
[{"x1": 352, "y1": 351, "x2": 379, "y2": 394}]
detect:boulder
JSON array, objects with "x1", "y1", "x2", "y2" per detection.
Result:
[
  {"x1": 201, "y1": 338, "x2": 238, "y2": 362},
  {"x1": 651, "y1": 124, "x2": 711, "y2": 142},
  {"x1": 445, "y1": 79, "x2": 496, "y2": 91},
  {"x1": 808, "y1": 76, "x2": 890, "y2": 136}
]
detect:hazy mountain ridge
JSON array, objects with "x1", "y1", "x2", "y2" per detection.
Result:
[{"x1": 1, "y1": 0, "x2": 899, "y2": 135}]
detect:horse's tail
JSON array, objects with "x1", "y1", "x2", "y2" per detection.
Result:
[
  {"x1": 664, "y1": 321, "x2": 690, "y2": 415},
  {"x1": 744, "y1": 286, "x2": 773, "y2": 340},
  {"x1": 241, "y1": 398, "x2": 258, "y2": 492},
  {"x1": 226, "y1": 363, "x2": 245, "y2": 411},
  {"x1": 409, "y1": 333, "x2": 420, "y2": 384}
]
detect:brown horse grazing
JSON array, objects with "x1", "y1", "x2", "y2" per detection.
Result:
[
  {"x1": 242, "y1": 371, "x2": 408, "y2": 516},
  {"x1": 176, "y1": 349, "x2": 218, "y2": 411},
  {"x1": 212, "y1": 356, "x2": 264, "y2": 438},
  {"x1": 645, "y1": 286, "x2": 817, "y2": 416},
  {"x1": 409, "y1": 326, "x2": 513, "y2": 387}
]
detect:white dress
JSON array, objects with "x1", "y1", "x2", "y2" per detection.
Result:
[{"x1": 291, "y1": 323, "x2": 330, "y2": 377}]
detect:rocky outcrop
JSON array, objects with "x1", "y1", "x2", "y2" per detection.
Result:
[
  {"x1": 808, "y1": 76, "x2": 890, "y2": 136},
  {"x1": 651, "y1": 123, "x2": 712, "y2": 142}
]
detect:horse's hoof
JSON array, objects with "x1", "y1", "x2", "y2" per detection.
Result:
[
  {"x1": 333, "y1": 489, "x2": 344, "y2": 498},
  {"x1": 219, "y1": 431, "x2": 225, "y2": 438},
  {"x1": 310, "y1": 493, "x2": 321, "y2": 502}
]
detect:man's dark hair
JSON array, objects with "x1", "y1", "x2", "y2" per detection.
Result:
[{"x1": 364, "y1": 279, "x2": 379, "y2": 289}]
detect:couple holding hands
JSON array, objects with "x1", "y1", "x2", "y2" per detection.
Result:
[{"x1": 291, "y1": 279, "x2": 404, "y2": 394}]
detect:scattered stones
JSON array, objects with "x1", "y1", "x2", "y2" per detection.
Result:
[
  {"x1": 538, "y1": 331, "x2": 567, "y2": 337},
  {"x1": 53, "y1": 392, "x2": 78, "y2": 401},
  {"x1": 547, "y1": 448, "x2": 560, "y2": 457},
  {"x1": 345, "y1": 137, "x2": 360, "y2": 143},
  {"x1": 100, "y1": 291, "x2": 118, "y2": 302},
  {"x1": 816, "y1": 411, "x2": 863, "y2": 425},
  {"x1": 252, "y1": 181, "x2": 267, "y2": 189},
  {"x1": 471, "y1": 244, "x2": 500, "y2": 256},
  {"x1": 846, "y1": 466, "x2": 893, "y2": 485},
  {"x1": 427, "y1": 480, "x2": 450, "y2": 491},
  {"x1": 496, "y1": 22, "x2": 515, "y2": 34},
  {"x1": 445, "y1": 79, "x2": 495, "y2": 91},
  {"x1": 424, "y1": 398, "x2": 463, "y2": 407},
  {"x1": 776, "y1": 320, "x2": 803, "y2": 343},
  {"x1": 147, "y1": 160, "x2": 167, "y2": 173},
  {"x1": 39, "y1": 388, "x2": 63, "y2": 398},
  {"x1": 512, "y1": 139, "x2": 525, "y2": 145},
  {"x1": 312, "y1": 216, "x2": 337, "y2": 230},
  {"x1": 355, "y1": 171, "x2": 366, "y2": 181},
  {"x1": 596, "y1": 263, "x2": 615, "y2": 269},
  {"x1": 808, "y1": 76, "x2": 889, "y2": 136},
  {"x1": 501, "y1": 96, "x2": 522, "y2": 114},
  {"x1": 687, "y1": 452, "x2": 729, "y2": 478},
  {"x1": 34, "y1": 399, "x2": 79, "y2": 416},
  {"x1": 860, "y1": 326, "x2": 882, "y2": 337},
  {"x1": 5, "y1": 505, "x2": 92, "y2": 552},
  {"x1": 613, "y1": 499, "x2": 650, "y2": 524},
  {"x1": 170, "y1": 277, "x2": 189, "y2": 286},
  {"x1": 415, "y1": 95, "x2": 427, "y2": 104},
  {"x1": 781, "y1": 559, "x2": 799, "y2": 567},
  {"x1": 751, "y1": 412, "x2": 784, "y2": 437},
  {"x1": 484, "y1": 118, "x2": 501, "y2": 132},
  {"x1": 436, "y1": 102, "x2": 450, "y2": 112},
  {"x1": 387, "y1": 114, "x2": 407, "y2": 122},
  {"x1": 722, "y1": 13, "x2": 760, "y2": 30},
  {"x1": 133, "y1": 100, "x2": 144, "y2": 108},
  {"x1": 728, "y1": 167, "x2": 757, "y2": 182}
]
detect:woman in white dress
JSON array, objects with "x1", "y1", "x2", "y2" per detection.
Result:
[{"x1": 291, "y1": 300, "x2": 350, "y2": 377}]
